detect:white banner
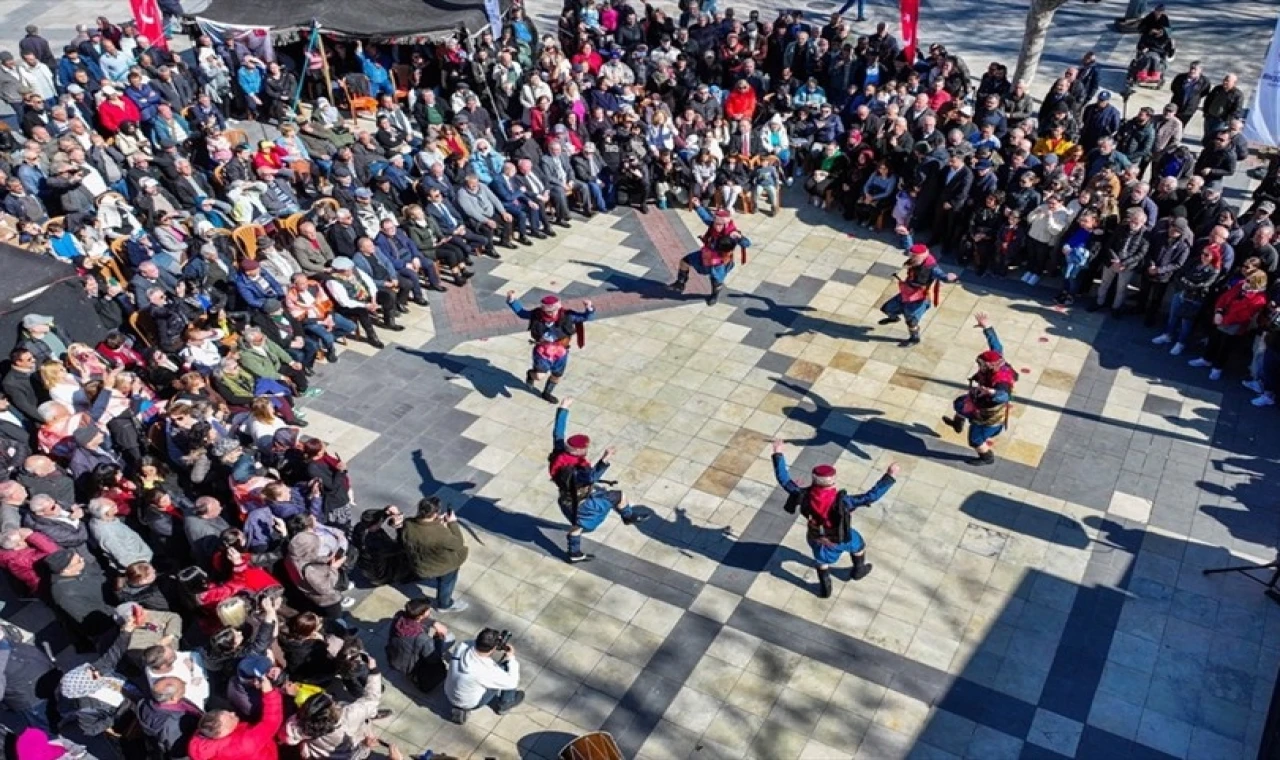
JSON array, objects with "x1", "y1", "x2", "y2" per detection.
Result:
[{"x1": 1244, "y1": 15, "x2": 1280, "y2": 147}]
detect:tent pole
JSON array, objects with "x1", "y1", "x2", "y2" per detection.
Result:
[{"x1": 317, "y1": 32, "x2": 334, "y2": 112}]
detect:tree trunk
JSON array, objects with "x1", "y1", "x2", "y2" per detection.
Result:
[{"x1": 1013, "y1": 0, "x2": 1072, "y2": 87}]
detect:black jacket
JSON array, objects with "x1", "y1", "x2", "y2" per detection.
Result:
[{"x1": 136, "y1": 697, "x2": 202, "y2": 759}]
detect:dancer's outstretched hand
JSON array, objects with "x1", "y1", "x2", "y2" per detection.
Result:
[
  {"x1": 771, "y1": 438, "x2": 785, "y2": 454},
  {"x1": 505, "y1": 290, "x2": 516, "y2": 303},
  {"x1": 887, "y1": 463, "x2": 902, "y2": 477},
  {"x1": 559, "y1": 397, "x2": 574, "y2": 409},
  {"x1": 974, "y1": 312, "x2": 991, "y2": 329}
]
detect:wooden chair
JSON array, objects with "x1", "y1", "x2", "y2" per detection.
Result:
[
  {"x1": 338, "y1": 78, "x2": 378, "y2": 122},
  {"x1": 231, "y1": 224, "x2": 267, "y2": 261},
  {"x1": 391, "y1": 65, "x2": 412, "y2": 102},
  {"x1": 109, "y1": 236, "x2": 129, "y2": 263},
  {"x1": 212, "y1": 164, "x2": 228, "y2": 189},
  {"x1": 99, "y1": 257, "x2": 127, "y2": 288},
  {"x1": 279, "y1": 212, "x2": 306, "y2": 240},
  {"x1": 225, "y1": 128, "x2": 249, "y2": 149},
  {"x1": 311, "y1": 197, "x2": 341, "y2": 216},
  {"x1": 129, "y1": 311, "x2": 158, "y2": 348}
]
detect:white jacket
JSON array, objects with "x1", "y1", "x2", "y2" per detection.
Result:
[{"x1": 444, "y1": 642, "x2": 520, "y2": 709}]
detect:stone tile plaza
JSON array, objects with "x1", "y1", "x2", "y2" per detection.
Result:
[
  {"x1": 2, "y1": 0, "x2": 1279, "y2": 757},
  {"x1": 318, "y1": 187, "x2": 1280, "y2": 760}
]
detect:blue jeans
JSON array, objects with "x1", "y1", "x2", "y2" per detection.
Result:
[
  {"x1": 1263, "y1": 346, "x2": 1280, "y2": 394},
  {"x1": 1163, "y1": 292, "x2": 1201, "y2": 345},
  {"x1": 473, "y1": 684, "x2": 520, "y2": 711},
  {"x1": 428, "y1": 568, "x2": 459, "y2": 609},
  {"x1": 583, "y1": 179, "x2": 607, "y2": 211}
]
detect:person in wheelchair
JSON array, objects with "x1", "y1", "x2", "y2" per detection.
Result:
[{"x1": 1130, "y1": 25, "x2": 1175, "y2": 85}]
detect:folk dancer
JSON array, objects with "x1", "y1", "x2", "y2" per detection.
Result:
[
  {"x1": 668, "y1": 198, "x2": 752, "y2": 305},
  {"x1": 506, "y1": 293, "x2": 594, "y2": 404},
  {"x1": 942, "y1": 312, "x2": 1017, "y2": 466},
  {"x1": 772, "y1": 439, "x2": 900, "y2": 598},
  {"x1": 548, "y1": 399, "x2": 648, "y2": 563},
  {"x1": 877, "y1": 244, "x2": 958, "y2": 345}
]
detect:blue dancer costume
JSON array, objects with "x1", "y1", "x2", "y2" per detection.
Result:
[
  {"x1": 669, "y1": 205, "x2": 752, "y2": 305},
  {"x1": 944, "y1": 322, "x2": 1017, "y2": 466},
  {"x1": 548, "y1": 404, "x2": 647, "y2": 562},
  {"x1": 878, "y1": 244, "x2": 955, "y2": 345},
  {"x1": 508, "y1": 294, "x2": 594, "y2": 403},
  {"x1": 773, "y1": 453, "x2": 896, "y2": 598}
]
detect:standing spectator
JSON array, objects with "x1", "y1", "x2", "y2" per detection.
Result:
[
  {"x1": 1189, "y1": 270, "x2": 1269, "y2": 380},
  {"x1": 401, "y1": 497, "x2": 470, "y2": 613},
  {"x1": 1170, "y1": 61, "x2": 1211, "y2": 126},
  {"x1": 187, "y1": 675, "x2": 283, "y2": 760},
  {"x1": 1202, "y1": 73, "x2": 1244, "y2": 137},
  {"x1": 1090, "y1": 208, "x2": 1151, "y2": 313}
]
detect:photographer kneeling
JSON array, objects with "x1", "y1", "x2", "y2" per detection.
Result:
[{"x1": 443, "y1": 628, "x2": 523, "y2": 721}]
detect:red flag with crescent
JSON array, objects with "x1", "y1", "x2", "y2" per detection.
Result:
[
  {"x1": 130, "y1": 0, "x2": 169, "y2": 51},
  {"x1": 900, "y1": 0, "x2": 919, "y2": 64}
]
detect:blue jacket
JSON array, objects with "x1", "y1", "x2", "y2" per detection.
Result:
[
  {"x1": 489, "y1": 173, "x2": 525, "y2": 205},
  {"x1": 267, "y1": 488, "x2": 323, "y2": 521},
  {"x1": 57, "y1": 56, "x2": 103, "y2": 91},
  {"x1": 150, "y1": 113, "x2": 191, "y2": 148},
  {"x1": 125, "y1": 83, "x2": 163, "y2": 123},
  {"x1": 237, "y1": 66, "x2": 262, "y2": 97},
  {"x1": 357, "y1": 52, "x2": 391, "y2": 88},
  {"x1": 374, "y1": 230, "x2": 423, "y2": 269},
  {"x1": 232, "y1": 270, "x2": 286, "y2": 311},
  {"x1": 467, "y1": 151, "x2": 505, "y2": 184}
]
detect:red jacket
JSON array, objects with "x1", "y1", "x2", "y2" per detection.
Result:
[
  {"x1": 0, "y1": 531, "x2": 58, "y2": 595},
  {"x1": 98, "y1": 98, "x2": 142, "y2": 135},
  {"x1": 724, "y1": 89, "x2": 758, "y2": 122},
  {"x1": 1214, "y1": 280, "x2": 1267, "y2": 329},
  {"x1": 189, "y1": 689, "x2": 282, "y2": 760}
]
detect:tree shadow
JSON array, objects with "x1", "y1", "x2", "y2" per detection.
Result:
[
  {"x1": 396, "y1": 347, "x2": 532, "y2": 400},
  {"x1": 729, "y1": 292, "x2": 901, "y2": 342},
  {"x1": 959, "y1": 492, "x2": 1091, "y2": 551}
]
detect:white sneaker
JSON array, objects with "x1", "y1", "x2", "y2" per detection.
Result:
[
  {"x1": 1151, "y1": 334, "x2": 1172, "y2": 345},
  {"x1": 1208, "y1": 368, "x2": 1223, "y2": 380},
  {"x1": 1242, "y1": 379, "x2": 1264, "y2": 394},
  {"x1": 1252, "y1": 393, "x2": 1276, "y2": 407},
  {"x1": 1188, "y1": 358, "x2": 1211, "y2": 368},
  {"x1": 340, "y1": 597, "x2": 357, "y2": 609},
  {"x1": 1169, "y1": 343, "x2": 1184, "y2": 356},
  {"x1": 435, "y1": 599, "x2": 470, "y2": 613}
]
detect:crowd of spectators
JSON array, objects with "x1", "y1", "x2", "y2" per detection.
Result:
[{"x1": 0, "y1": 0, "x2": 1276, "y2": 758}]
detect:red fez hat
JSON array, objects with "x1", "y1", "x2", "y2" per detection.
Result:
[
  {"x1": 812, "y1": 464, "x2": 837, "y2": 486},
  {"x1": 240, "y1": 258, "x2": 260, "y2": 271},
  {"x1": 714, "y1": 209, "x2": 732, "y2": 219},
  {"x1": 566, "y1": 434, "x2": 590, "y2": 454},
  {"x1": 541, "y1": 295, "x2": 562, "y2": 309},
  {"x1": 978, "y1": 350, "x2": 1003, "y2": 363},
  {"x1": 909, "y1": 244, "x2": 929, "y2": 256}
]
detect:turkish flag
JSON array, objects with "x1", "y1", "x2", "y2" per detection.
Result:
[
  {"x1": 130, "y1": 0, "x2": 169, "y2": 51},
  {"x1": 900, "y1": 0, "x2": 919, "y2": 64}
]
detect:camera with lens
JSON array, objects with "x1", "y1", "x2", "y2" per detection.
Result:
[{"x1": 496, "y1": 629, "x2": 512, "y2": 651}]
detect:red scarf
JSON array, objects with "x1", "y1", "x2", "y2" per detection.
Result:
[
  {"x1": 549, "y1": 451, "x2": 590, "y2": 478},
  {"x1": 805, "y1": 485, "x2": 839, "y2": 524}
]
